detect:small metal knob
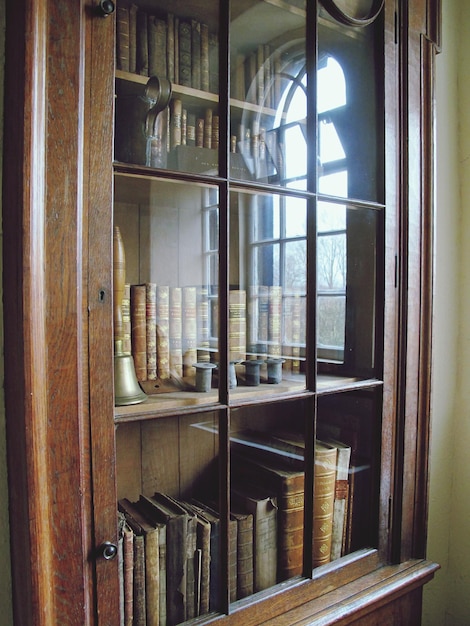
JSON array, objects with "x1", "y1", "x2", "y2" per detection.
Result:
[
  {"x1": 99, "y1": 541, "x2": 118, "y2": 560},
  {"x1": 97, "y1": 0, "x2": 115, "y2": 17}
]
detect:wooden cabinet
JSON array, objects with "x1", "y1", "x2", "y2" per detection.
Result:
[{"x1": 2, "y1": 0, "x2": 440, "y2": 624}]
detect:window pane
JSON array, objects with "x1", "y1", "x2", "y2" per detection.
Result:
[
  {"x1": 317, "y1": 294, "x2": 346, "y2": 349},
  {"x1": 230, "y1": 0, "x2": 307, "y2": 189},
  {"x1": 318, "y1": 18, "x2": 383, "y2": 202}
]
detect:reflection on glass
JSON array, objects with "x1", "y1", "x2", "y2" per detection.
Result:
[
  {"x1": 316, "y1": 202, "x2": 380, "y2": 376},
  {"x1": 230, "y1": 0, "x2": 306, "y2": 188},
  {"x1": 230, "y1": 189, "x2": 307, "y2": 390},
  {"x1": 114, "y1": 1, "x2": 220, "y2": 175},
  {"x1": 318, "y1": 18, "x2": 382, "y2": 201},
  {"x1": 317, "y1": 390, "x2": 381, "y2": 556},
  {"x1": 114, "y1": 175, "x2": 219, "y2": 405},
  {"x1": 230, "y1": 402, "x2": 306, "y2": 594}
]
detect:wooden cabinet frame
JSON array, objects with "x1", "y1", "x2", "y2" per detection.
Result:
[{"x1": 2, "y1": 1, "x2": 440, "y2": 624}]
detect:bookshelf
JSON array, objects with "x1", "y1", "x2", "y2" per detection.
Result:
[{"x1": 2, "y1": 0, "x2": 440, "y2": 624}]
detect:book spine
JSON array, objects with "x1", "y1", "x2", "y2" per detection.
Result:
[
  {"x1": 235, "y1": 514, "x2": 254, "y2": 599},
  {"x1": 191, "y1": 20, "x2": 201, "y2": 90},
  {"x1": 158, "y1": 525, "x2": 167, "y2": 625},
  {"x1": 182, "y1": 286, "x2": 197, "y2": 377},
  {"x1": 313, "y1": 445, "x2": 337, "y2": 567},
  {"x1": 170, "y1": 98, "x2": 183, "y2": 150},
  {"x1": 122, "y1": 283, "x2": 132, "y2": 354},
  {"x1": 169, "y1": 287, "x2": 183, "y2": 377},
  {"x1": 277, "y1": 488, "x2": 304, "y2": 579},
  {"x1": 268, "y1": 286, "x2": 282, "y2": 358},
  {"x1": 204, "y1": 108, "x2": 212, "y2": 149},
  {"x1": 146, "y1": 283, "x2": 157, "y2": 380},
  {"x1": 156, "y1": 285, "x2": 170, "y2": 380},
  {"x1": 133, "y1": 534, "x2": 146, "y2": 626},
  {"x1": 136, "y1": 9, "x2": 149, "y2": 76},
  {"x1": 187, "y1": 113, "x2": 196, "y2": 147},
  {"x1": 123, "y1": 526, "x2": 134, "y2": 626},
  {"x1": 131, "y1": 284, "x2": 147, "y2": 381},
  {"x1": 258, "y1": 285, "x2": 269, "y2": 357},
  {"x1": 144, "y1": 529, "x2": 160, "y2": 626},
  {"x1": 166, "y1": 13, "x2": 175, "y2": 82},
  {"x1": 178, "y1": 21, "x2": 192, "y2": 87},
  {"x1": 229, "y1": 518, "x2": 238, "y2": 603},
  {"x1": 208, "y1": 33, "x2": 219, "y2": 93},
  {"x1": 116, "y1": 6, "x2": 130, "y2": 72},
  {"x1": 197, "y1": 287, "x2": 210, "y2": 362},
  {"x1": 148, "y1": 16, "x2": 167, "y2": 78},
  {"x1": 196, "y1": 118, "x2": 204, "y2": 148},
  {"x1": 200, "y1": 23, "x2": 210, "y2": 91},
  {"x1": 229, "y1": 290, "x2": 246, "y2": 362}
]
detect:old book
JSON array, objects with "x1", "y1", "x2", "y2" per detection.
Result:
[
  {"x1": 230, "y1": 508, "x2": 254, "y2": 599},
  {"x1": 129, "y1": 4, "x2": 138, "y2": 73},
  {"x1": 258, "y1": 285, "x2": 269, "y2": 357},
  {"x1": 122, "y1": 522, "x2": 134, "y2": 626},
  {"x1": 313, "y1": 441, "x2": 337, "y2": 567},
  {"x1": 122, "y1": 283, "x2": 132, "y2": 355},
  {"x1": 196, "y1": 118, "x2": 204, "y2": 148},
  {"x1": 131, "y1": 284, "x2": 147, "y2": 381},
  {"x1": 182, "y1": 286, "x2": 197, "y2": 377},
  {"x1": 138, "y1": 493, "x2": 190, "y2": 625},
  {"x1": 197, "y1": 286, "x2": 210, "y2": 362},
  {"x1": 156, "y1": 285, "x2": 170, "y2": 380},
  {"x1": 229, "y1": 290, "x2": 246, "y2": 362},
  {"x1": 272, "y1": 431, "x2": 338, "y2": 566},
  {"x1": 116, "y1": 6, "x2": 130, "y2": 72},
  {"x1": 212, "y1": 115, "x2": 220, "y2": 152},
  {"x1": 181, "y1": 108, "x2": 187, "y2": 145},
  {"x1": 208, "y1": 32, "x2": 219, "y2": 93},
  {"x1": 232, "y1": 448, "x2": 303, "y2": 582},
  {"x1": 231, "y1": 483, "x2": 277, "y2": 592},
  {"x1": 118, "y1": 498, "x2": 160, "y2": 626},
  {"x1": 178, "y1": 21, "x2": 192, "y2": 87},
  {"x1": 136, "y1": 9, "x2": 149, "y2": 76},
  {"x1": 118, "y1": 502, "x2": 146, "y2": 626},
  {"x1": 166, "y1": 12, "x2": 175, "y2": 82},
  {"x1": 190, "y1": 500, "x2": 220, "y2": 612},
  {"x1": 170, "y1": 98, "x2": 182, "y2": 150},
  {"x1": 187, "y1": 113, "x2": 196, "y2": 147},
  {"x1": 165, "y1": 496, "x2": 197, "y2": 621},
  {"x1": 181, "y1": 502, "x2": 211, "y2": 616},
  {"x1": 146, "y1": 283, "x2": 157, "y2": 380},
  {"x1": 203, "y1": 500, "x2": 238, "y2": 603},
  {"x1": 200, "y1": 23, "x2": 209, "y2": 91},
  {"x1": 169, "y1": 287, "x2": 183, "y2": 378},
  {"x1": 191, "y1": 20, "x2": 201, "y2": 90},
  {"x1": 320, "y1": 437, "x2": 351, "y2": 560},
  {"x1": 268, "y1": 285, "x2": 282, "y2": 358},
  {"x1": 148, "y1": 15, "x2": 167, "y2": 78},
  {"x1": 204, "y1": 108, "x2": 212, "y2": 149}
]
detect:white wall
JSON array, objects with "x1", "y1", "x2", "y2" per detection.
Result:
[{"x1": 423, "y1": 0, "x2": 470, "y2": 624}]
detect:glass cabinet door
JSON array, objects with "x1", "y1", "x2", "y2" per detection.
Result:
[{"x1": 112, "y1": 0, "x2": 386, "y2": 623}]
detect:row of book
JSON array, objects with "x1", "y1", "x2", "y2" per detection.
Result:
[
  {"x1": 118, "y1": 492, "x2": 255, "y2": 626},
  {"x1": 116, "y1": 4, "x2": 219, "y2": 94},
  {"x1": 122, "y1": 284, "x2": 304, "y2": 385},
  {"x1": 118, "y1": 426, "x2": 366, "y2": 625}
]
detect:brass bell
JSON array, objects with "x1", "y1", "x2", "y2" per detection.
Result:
[{"x1": 114, "y1": 340, "x2": 147, "y2": 406}]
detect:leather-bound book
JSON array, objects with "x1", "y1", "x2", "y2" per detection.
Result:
[{"x1": 130, "y1": 284, "x2": 147, "y2": 381}]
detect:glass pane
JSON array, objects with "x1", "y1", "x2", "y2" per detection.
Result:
[
  {"x1": 317, "y1": 389, "x2": 381, "y2": 557},
  {"x1": 318, "y1": 16, "x2": 383, "y2": 202},
  {"x1": 114, "y1": 1, "x2": 220, "y2": 175},
  {"x1": 116, "y1": 411, "x2": 221, "y2": 622},
  {"x1": 230, "y1": 400, "x2": 307, "y2": 594},
  {"x1": 230, "y1": 0, "x2": 307, "y2": 188},
  {"x1": 114, "y1": 174, "x2": 220, "y2": 408},
  {"x1": 316, "y1": 202, "x2": 381, "y2": 381},
  {"x1": 229, "y1": 189, "x2": 307, "y2": 394}
]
